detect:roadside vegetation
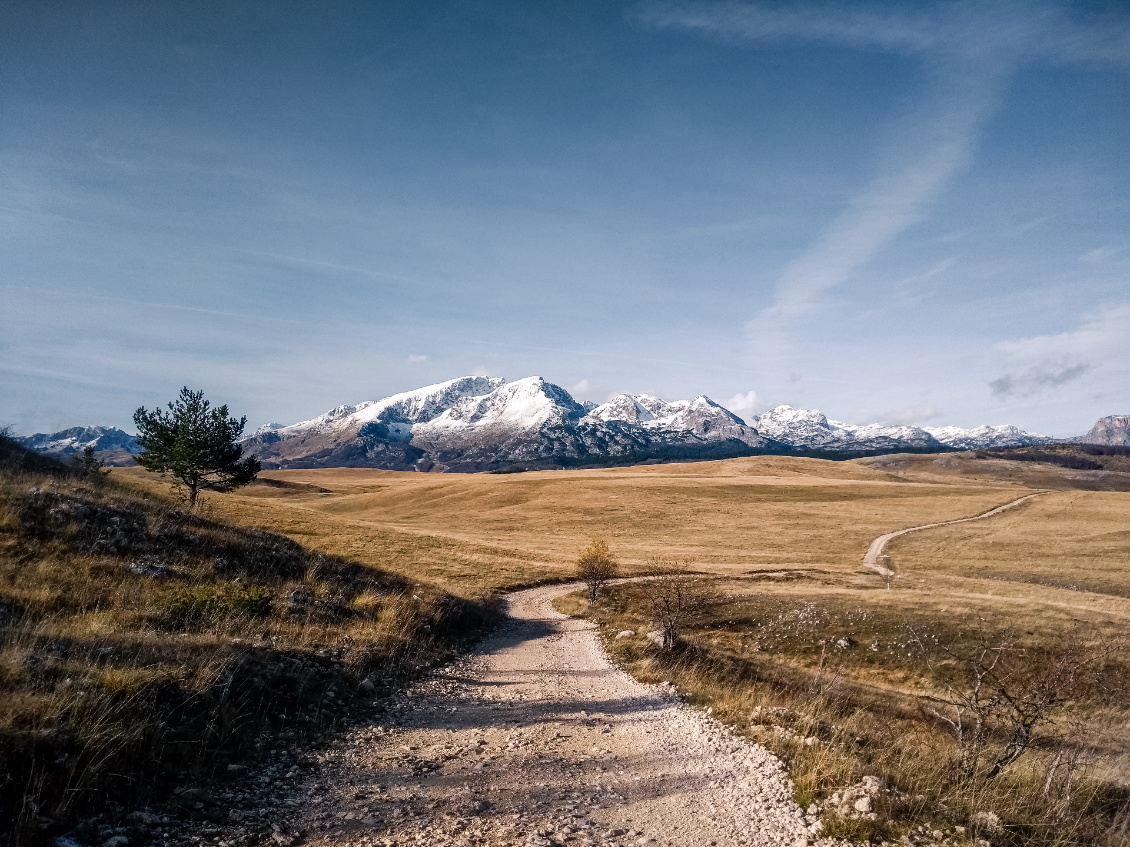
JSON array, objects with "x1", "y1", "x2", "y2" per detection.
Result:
[
  {"x1": 557, "y1": 570, "x2": 1130, "y2": 846},
  {"x1": 0, "y1": 435, "x2": 500, "y2": 845}
]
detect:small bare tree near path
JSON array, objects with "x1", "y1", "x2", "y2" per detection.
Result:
[{"x1": 639, "y1": 557, "x2": 706, "y2": 649}]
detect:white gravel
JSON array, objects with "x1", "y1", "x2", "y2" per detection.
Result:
[{"x1": 287, "y1": 582, "x2": 833, "y2": 847}]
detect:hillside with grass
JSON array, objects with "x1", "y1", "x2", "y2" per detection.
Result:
[{"x1": 0, "y1": 437, "x2": 499, "y2": 846}]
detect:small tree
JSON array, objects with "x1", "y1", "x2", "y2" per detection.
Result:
[
  {"x1": 133, "y1": 387, "x2": 260, "y2": 509},
  {"x1": 70, "y1": 445, "x2": 109, "y2": 483},
  {"x1": 639, "y1": 557, "x2": 705, "y2": 649},
  {"x1": 576, "y1": 537, "x2": 618, "y2": 604}
]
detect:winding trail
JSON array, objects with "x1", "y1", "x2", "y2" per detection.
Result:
[
  {"x1": 203, "y1": 584, "x2": 826, "y2": 847},
  {"x1": 862, "y1": 491, "x2": 1047, "y2": 576}
]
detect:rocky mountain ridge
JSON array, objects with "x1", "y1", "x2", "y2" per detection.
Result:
[
  {"x1": 240, "y1": 376, "x2": 1057, "y2": 471},
  {"x1": 15, "y1": 377, "x2": 1080, "y2": 471}
]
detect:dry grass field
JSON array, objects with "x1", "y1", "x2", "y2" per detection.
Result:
[
  {"x1": 111, "y1": 452, "x2": 1130, "y2": 844},
  {"x1": 113, "y1": 455, "x2": 1061, "y2": 593}
]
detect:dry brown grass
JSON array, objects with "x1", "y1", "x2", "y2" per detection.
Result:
[
  {"x1": 113, "y1": 456, "x2": 1036, "y2": 592},
  {"x1": 0, "y1": 450, "x2": 498, "y2": 844},
  {"x1": 104, "y1": 451, "x2": 1130, "y2": 844}
]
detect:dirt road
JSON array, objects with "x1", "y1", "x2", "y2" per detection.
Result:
[
  {"x1": 205, "y1": 584, "x2": 822, "y2": 847},
  {"x1": 862, "y1": 491, "x2": 1046, "y2": 576}
]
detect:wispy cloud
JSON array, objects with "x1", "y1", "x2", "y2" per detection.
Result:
[
  {"x1": 640, "y1": 1, "x2": 1130, "y2": 367},
  {"x1": 408, "y1": 354, "x2": 429, "y2": 363},
  {"x1": 989, "y1": 303, "x2": 1130, "y2": 399},
  {"x1": 989, "y1": 362, "x2": 1093, "y2": 399}
]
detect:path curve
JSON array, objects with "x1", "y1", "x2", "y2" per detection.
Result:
[
  {"x1": 862, "y1": 491, "x2": 1047, "y2": 576},
  {"x1": 243, "y1": 582, "x2": 826, "y2": 847}
]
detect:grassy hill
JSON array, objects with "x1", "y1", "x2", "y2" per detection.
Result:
[{"x1": 0, "y1": 438, "x2": 499, "y2": 845}]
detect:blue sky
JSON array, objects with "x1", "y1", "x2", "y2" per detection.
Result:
[{"x1": 2, "y1": 0, "x2": 1128, "y2": 438}]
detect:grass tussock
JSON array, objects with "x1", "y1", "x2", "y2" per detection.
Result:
[
  {"x1": 558, "y1": 577, "x2": 1130, "y2": 847},
  {"x1": 0, "y1": 439, "x2": 501, "y2": 845}
]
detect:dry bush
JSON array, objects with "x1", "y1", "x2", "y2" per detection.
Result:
[
  {"x1": 637, "y1": 557, "x2": 708, "y2": 648},
  {"x1": 575, "y1": 537, "x2": 618, "y2": 604}
]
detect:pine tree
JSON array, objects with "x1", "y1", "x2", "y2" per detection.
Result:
[{"x1": 133, "y1": 387, "x2": 260, "y2": 509}]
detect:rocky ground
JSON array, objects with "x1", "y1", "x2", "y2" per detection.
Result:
[{"x1": 131, "y1": 584, "x2": 839, "y2": 847}]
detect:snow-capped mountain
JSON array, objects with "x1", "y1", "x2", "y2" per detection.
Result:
[
  {"x1": 751, "y1": 406, "x2": 942, "y2": 453},
  {"x1": 245, "y1": 376, "x2": 782, "y2": 471},
  {"x1": 923, "y1": 424, "x2": 1054, "y2": 450},
  {"x1": 751, "y1": 406, "x2": 1051, "y2": 454},
  {"x1": 15, "y1": 426, "x2": 140, "y2": 463},
  {"x1": 587, "y1": 393, "x2": 762, "y2": 446}
]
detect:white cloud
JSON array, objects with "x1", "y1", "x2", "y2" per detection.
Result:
[
  {"x1": 998, "y1": 303, "x2": 1130, "y2": 361},
  {"x1": 724, "y1": 390, "x2": 759, "y2": 422},
  {"x1": 407, "y1": 354, "x2": 428, "y2": 363},
  {"x1": 989, "y1": 303, "x2": 1130, "y2": 399}
]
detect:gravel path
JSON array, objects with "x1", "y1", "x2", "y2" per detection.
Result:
[
  {"x1": 204, "y1": 583, "x2": 828, "y2": 847},
  {"x1": 862, "y1": 491, "x2": 1046, "y2": 576}
]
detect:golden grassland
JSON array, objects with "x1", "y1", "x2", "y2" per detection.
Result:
[
  {"x1": 112, "y1": 451, "x2": 1130, "y2": 844},
  {"x1": 0, "y1": 450, "x2": 498, "y2": 844},
  {"x1": 112, "y1": 454, "x2": 1077, "y2": 592}
]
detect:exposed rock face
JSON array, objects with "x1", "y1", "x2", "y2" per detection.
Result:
[{"x1": 1082, "y1": 415, "x2": 1130, "y2": 446}]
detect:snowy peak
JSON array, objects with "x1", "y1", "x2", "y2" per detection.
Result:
[
  {"x1": 586, "y1": 394, "x2": 657, "y2": 424},
  {"x1": 755, "y1": 405, "x2": 1051, "y2": 452},
  {"x1": 16, "y1": 426, "x2": 139, "y2": 457},
  {"x1": 924, "y1": 424, "x2": 1053, "y2": 450},
  {"x1": 427, "y1": 376, "x2": 586, "y2": 431}
]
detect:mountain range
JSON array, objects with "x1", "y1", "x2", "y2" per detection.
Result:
[
  {"x1": 17, "y1": 375, "x2": 1117, "y2": 472},
  {"x1": 232, "y1": 375, "x2": 1058, "y2": 470}
]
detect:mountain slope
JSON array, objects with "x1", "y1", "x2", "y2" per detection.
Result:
[{"x1": 1082, "y1": 415, "x2": 1130, "y2": 447}]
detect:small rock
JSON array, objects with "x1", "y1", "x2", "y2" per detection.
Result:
[
  {"x1": 860, "y1": 775, "x2": 884, "y2": 794},
  {"x1": 102, "y1": 837, "x2": 129, "y2": 847},
  {"x1": 128, "y1": 557, "x2": 170, "y2": 578},
  {"x1": 853, "y1": 796, "x2": 872, "y2": 813},
  {"x1": 834, "y1": 637, "x2": 856, "y2": 650},
  {"x1": 615, "y1": 631, "x2": 634, "y2": 639},
  {"x1": 357, "y1": 678, "x2": 376, "y2": 695},
  {"x1": 227, "y1": 810, "x2": 242, "y2": 822},
  {"x1": 971, "y1": 810, "x2": 1002, "y2": 835}
]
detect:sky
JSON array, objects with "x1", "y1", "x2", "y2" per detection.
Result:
[{"x1": 2, "y1": 0, "x2": 1128, "y2": 438}]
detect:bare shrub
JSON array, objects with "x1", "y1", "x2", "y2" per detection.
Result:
[
  {"x1": 913, "y1": 624, "x2": 1117, "y2": 782},
  {"x1": 638, "y1": 557, "x2": 705, "y2": 648},
  {"x1": 576, "y1": 537, "x2": 618, "y2": 604}
]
